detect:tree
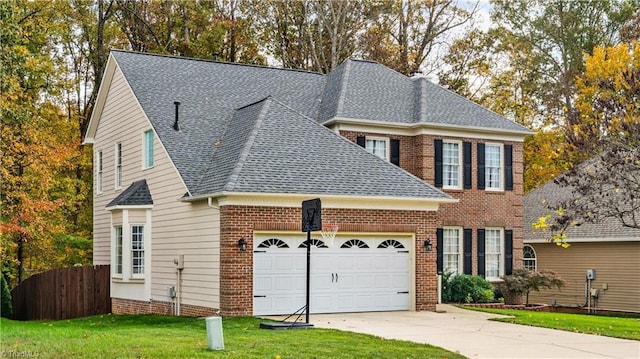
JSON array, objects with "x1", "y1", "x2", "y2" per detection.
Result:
[
  {"x1": 1, "y1": 275, "x2": 12, "y2": 318},
  {"x1": 441, "y1": 0, "x2": 637, "y2": 192},
  {"x1": 500, "y1": 269, "x2": 565, "y2": 305},
  {"x1": 1, "y1": 1, "x2": 79, "y2": 284},
  {"x1": 538, "y1": 42, "x2": 640, "y2": 238},
  {"x1": 253, "y1": 0, "x2": 373, "y2": 73},
  {"x1": 360, "y1": 0, "x2": 478, "y2": 75},
  {"x1": 114, "y1": 0, "x2": 264, "y2": 63}
]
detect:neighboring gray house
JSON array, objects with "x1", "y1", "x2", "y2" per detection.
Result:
[
  {"x1": 84, "y1": 50, "x2": 530, "y2": 317},
  {"x1": 524, "y1": 179, "x2": 640, "y2": 313}
]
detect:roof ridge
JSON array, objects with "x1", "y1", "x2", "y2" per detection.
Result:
[
  {"x1": 422, "y1": 80, "x2": 528, "y2": 131},
  {"x1": 224, "y1": 98, "x2": 272, "y2": 191},
  {"x1": 335, "y1": 59, "x2": 352, "y2": 116},
  {"x1": 111, "y1": 49, "x2": 324, "y2": 76}
]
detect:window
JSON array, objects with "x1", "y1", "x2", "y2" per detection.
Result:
[
  {"x1": 442, "y1": 141, "x2": 461, "y2": 188},
  {"x1": 523, "y1": 245, "x2": 537, "y2": 271},
  {"x1": 143, "y1": 130, "x2": 154, "y2": 168},
  {"x1": 443, "y1": 227, "x2": 462, "y2": 274},
  {"x1": 365, "y1": 137, "x2": 388, "y2": 160},
  {"x1": 485, "y1": 228, "x2": 503, "y2": 279},
  {"x1": 114, "y1": 226, "x2": 123, "y2": 275},
  {"x1": 485, "y1": 144, "x2": 502, "y2": 190},
  {"x1": 131, "y1": 225, "x2": 145, "y2": 275},
  {"x1": 97, "y1": 150, "x2": 103, "y2": 193},
  {"x1": 115, "y1": 143, "x2": 122, "y2": 189}
]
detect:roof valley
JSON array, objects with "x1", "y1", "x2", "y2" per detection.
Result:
[{"x1": 223, "y1": 98, "x2": 271, "y2": 192}]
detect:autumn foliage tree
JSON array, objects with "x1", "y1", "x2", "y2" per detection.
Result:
[
  {"x1": 1, "y1": 1, "x2": 83, "y2": 284},
  {"x1": 536, "y1": 42, "x2": 640, "y2": 241}
]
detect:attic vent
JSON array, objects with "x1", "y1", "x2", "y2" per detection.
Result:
[
  {"x1": 173, "y1": 101, "x2": 180, "y2": 131},
  {"x1": 409, "y1": 69, "x2": 423, "y2": 77}
]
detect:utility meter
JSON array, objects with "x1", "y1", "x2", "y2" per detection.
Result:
[{"x1": 586, "y1": 269, "x2": 596, "y2": 280}]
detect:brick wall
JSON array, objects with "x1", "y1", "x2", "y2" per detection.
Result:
[
  {"x1": 112, "y1": 298, "x2": 217, "y2": 317},
  {"x1": 341, "y1": 130, "x2": 525, "y2": 275},
  {"x1": 220, "y1": 206, "x2": 438, "y2": 316}
]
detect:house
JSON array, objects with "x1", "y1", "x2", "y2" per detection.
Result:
[
  {"x1": 84, "y1": 50, "x2": 531, "y2": 316},
  {"x1": 523, "y1": 179, "x2": 640, "y2": 313}
]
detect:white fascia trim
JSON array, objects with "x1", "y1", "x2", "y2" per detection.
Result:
[
  {"x1": 106, "y1": 205, "x2": 154, "y2": 211},
  {"x1": 84, "y1": 53, "x2": 118, "y2": 145},
  {"x1": 524, "y1": 236, "x2": 640, "y2": 243},
  {"x1": 183, "y1": 192, "x2": 458, "y2": 211},
  {"x1": 325, "y1": 117, "x2": 533, "y2": 142}
]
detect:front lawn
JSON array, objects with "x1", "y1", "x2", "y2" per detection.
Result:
[
  {"x1": 0, "y1": 315, "x2": 466, "y2": 358},
  {"x1": 463, "y1": 307, "x2": 640, "y2": 340}
]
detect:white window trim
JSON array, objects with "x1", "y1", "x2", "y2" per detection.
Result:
[
  {"x1": 112, "y1": 225, "x2": 123, "y2": 279},
  {"x1": 142, "y1": 129, "x2": 154, "y2": 169},
  {"x1": 523, "y1": 244, "x2": 537, "y2": 271},
  {"x1": 442, "y1": 140, "x2": 463, "y2": 190},
  {"x1": 130, "y1": 223, "x2": 146, "y2": 279},
  {"x1": 96, "y1": 150, "x2": 103, "y2": 194},
  {"x1": 485, "y1": 227, "x2": 504, "y2": 281},
  {"x1": 364, "y1": 136, "x2": 390, "y2": 161},
  {"x1": 111, "y1": 209, "x2": 151, "y2": 282},
  {"x1": 114, "y1": 143, "x2": 122, "y2": 190},
  {"x1": 443, "y1": 226, "x2": 463, "y2": 275},
  {"x1": 485, "y1": 143, "x2": 504, "y2": 192}
]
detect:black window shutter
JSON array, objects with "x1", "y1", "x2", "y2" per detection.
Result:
[
  {"x1": 434, "y1": 139, "x2": 443, "y2": 188},
  {"x1": 477, "y1": 229, "x2": 485, "y2": 278},
  {"x1": 390, "y1": 139, "x2": 400, "y2": 166},
  {"x1": 505, "y1": 230, "x2": 513, "y2": 275},
  {"x1": 505, "y1": 144, "x2": 513, "y2": 191},
  {"x1": 463, "y1": 142, "x2": 472, "y2": 189},
  {"x1": 477, "y1": 143, "x2": 485, "y2": 190},
  {"x1": 436, "y1": 228, "x2": 444, "y2": 274},
  {"x1": 463, "y1": 229, "x2": 472, "y2": 275},
  {"x1": 356, "y1": 136, "x2": 366, "y2": 148}
]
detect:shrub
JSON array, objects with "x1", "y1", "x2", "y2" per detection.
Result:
[
  {"x1": 444, "y1": 274, "x2": 494, "y2": 303},
  {"x1": 1, "y1": 275, "x2": 12, "y2": 318},
  {"x1": 500, "y1": 269, "x2": 565, "y2": 305}
]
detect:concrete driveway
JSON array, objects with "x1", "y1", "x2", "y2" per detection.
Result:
[{"x1": 306, "y1": 305, "x2": 640, "y2": 359}]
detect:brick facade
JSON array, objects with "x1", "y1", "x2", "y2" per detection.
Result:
[
  {"x1": 112, "y1": 298, "x2": 217, "y2": 317},
  {"x1": 110, "y1": 129, "x2": 524, "y2": 318},
  {"x1": 219, "y1": 206, "x2": 438, "y2": 316},
  {"x1": 341, "y1": 130, "x2": 525, "y2": 276}
]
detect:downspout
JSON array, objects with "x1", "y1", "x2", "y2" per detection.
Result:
[
  {"x1": 174, "y1": 255, "x2": 184, "y2": 316},
  {"x1": 207, "y1": 197, "x2": 219, "y2": 209}
]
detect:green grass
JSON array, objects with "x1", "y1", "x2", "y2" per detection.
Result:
[
  {"x1": 0, "y1": 315, "x2": 466, "y2": 359},
  {"x1": 462, "y1": 307, "x2": 640, "y2": 340}
]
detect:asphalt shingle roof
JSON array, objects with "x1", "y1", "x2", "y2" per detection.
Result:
[
  {"x1": 106, "y1": 179, "x2": 153, "y2": 207},
  {"x1": 112, "y1": 51, "x2": 325, "y2": 193},
  {"x1": 524, "y1": 179, "x2": 640, "y2": 241},
  {"x1": 110, "y1": 50, "x2": 530, "y2": 198},
  {"x1": 194, "y1": 97, "x2": 449, "y2": 199}
]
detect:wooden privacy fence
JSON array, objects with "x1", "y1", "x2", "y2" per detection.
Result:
[{"x1": 11, "y1": 265, "x2": 111, "y2": 321}]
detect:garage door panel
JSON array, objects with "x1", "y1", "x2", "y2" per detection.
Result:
[
  {"x1": 355, "y1": 275, "x2": 374, "y2": 289},
  {"x1": 254, "y1": 235, "x2": 412, "y2": 315}
]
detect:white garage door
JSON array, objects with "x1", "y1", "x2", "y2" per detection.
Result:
[{"x1": 253, "y1": 233, "x2": 411, "y2": 315}]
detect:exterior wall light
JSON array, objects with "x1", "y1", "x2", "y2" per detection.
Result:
[
  {"x1": 238, "y1": 238, "x2": 247, "y2": 252},
  {"x1": 424, "y1": 239, "x2": 433, "y2": 252}
]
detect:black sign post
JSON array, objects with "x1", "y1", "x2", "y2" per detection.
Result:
[
  {"x1": 259, "y1": 199, "x2": 320, "y2": 330},
  {"x1": 301, "y1": 198, "x2": 321, "y2": 324}
]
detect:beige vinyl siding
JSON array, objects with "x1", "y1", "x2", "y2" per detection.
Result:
[
  {"x1": 528, "y1": 242, "x2": 640, "y2": 313},
  {"x1": 92, "y1": 65, "x2": 220, "y2": 309}
]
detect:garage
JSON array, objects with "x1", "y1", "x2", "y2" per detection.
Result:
[{"x1": 253, "y1": 233, "x2": 413, "y2": 315}]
